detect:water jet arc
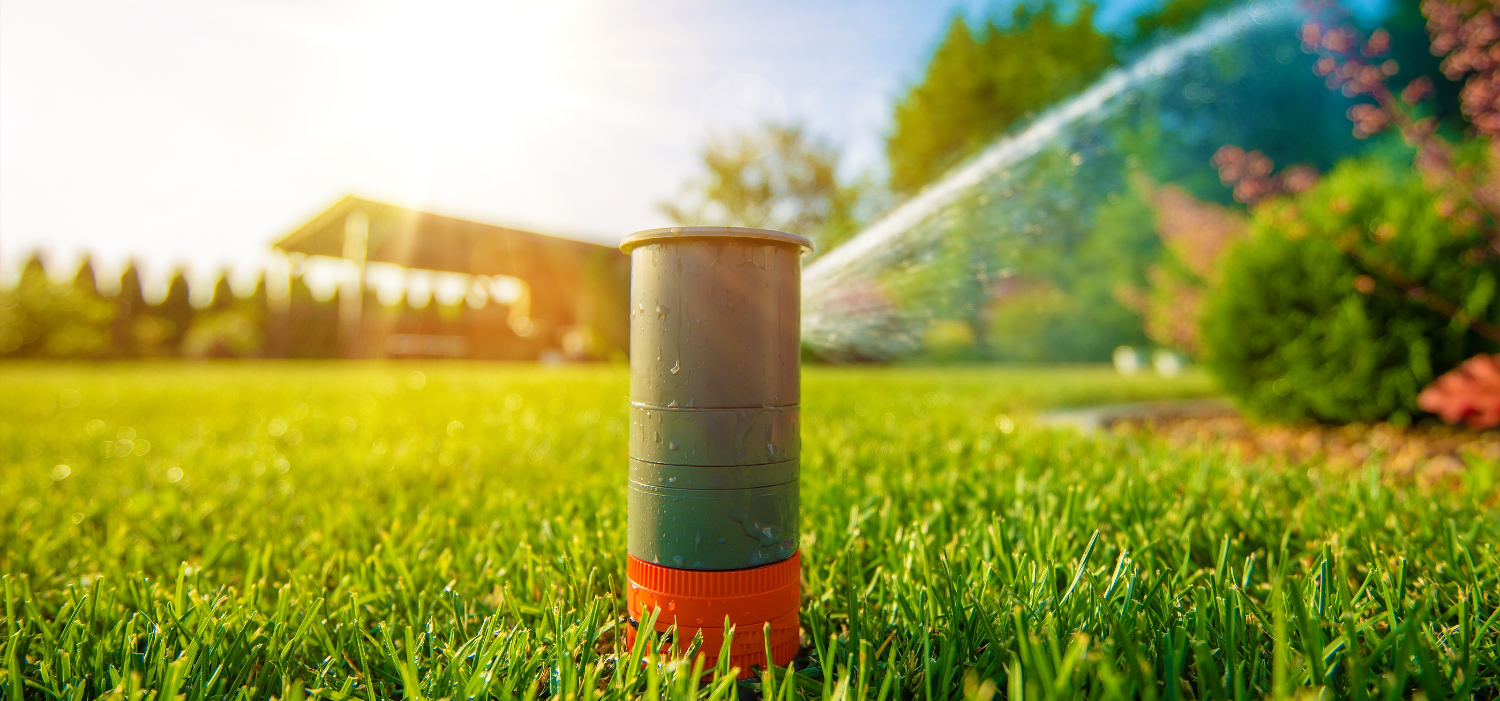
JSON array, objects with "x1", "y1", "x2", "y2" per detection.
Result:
[{"x1": 801, "y1": 0, "x2": 1297, "y2": 359}]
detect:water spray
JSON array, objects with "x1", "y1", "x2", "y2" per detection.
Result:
[
  {"x1": 621, "y1": 226, "x2": 811, "y2": 676},
  {"x1": 799, "y1": 0, "x2": 1307, "y2": 361}
]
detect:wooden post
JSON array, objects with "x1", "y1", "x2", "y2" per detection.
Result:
[
  {"x1": 339, "y1": 211, "x2": 369, "y2": 359},
  {"x1": 268, "y1": 250, "x2": 293, "y2": 358}
]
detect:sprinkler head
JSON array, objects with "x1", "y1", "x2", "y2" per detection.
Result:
[{"x1": 621, "y1": 226, "x2": 811, "y2": 677}]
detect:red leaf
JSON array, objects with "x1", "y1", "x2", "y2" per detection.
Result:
[{"x1": 1418, "y1": 354, "x2": 1500, "y2": 428}]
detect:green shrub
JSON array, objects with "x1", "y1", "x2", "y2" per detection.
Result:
[{"x1": 1202, "y1": 155, "x2": 1498, "y2": 424}]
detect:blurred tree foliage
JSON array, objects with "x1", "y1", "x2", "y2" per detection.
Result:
[
  {"x1": 1202, "y1": 154, "x2": 1499, "y2": 424},
  {"x1": 183, "y1": 272, "x2": 268, "y2": 359},
  {"x1": 886, "y1": 4, "x2": 1115, "y2": 196},
  {"x1": 157, "y1": 270, "x2": 195, "y2": 352},
  {"x1": 0, "y1": 254, "x2": 114, "y2": 358},
  {"x1": 1, "y1": 258, "x2": 272, "y2": 360},
  {"x1": 1128, "y1": 0, "x2": 1235, "y2": 47},
  {"x1": 0, "y1": 257, "x2": 591, "y2": 361},
  {"x1": 986, "y1": 155, "x2": 1160, "y2": 362},
  {"x1": 1115, "y1": 175, "x2": 1254, "y2": 356},
  {"x1": 73, "y1": 256, "x2": 100, "y2": 297},
  {"x1": 659, "y1": 123, "x2": 872, "y2": 255},
  {"x1": 112, "y1": 261, "x2": 148, "y2": 356}
]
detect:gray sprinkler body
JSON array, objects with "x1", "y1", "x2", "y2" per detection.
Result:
[{"x1": 622, "y1": 226, "x2": 811, "y2": 571}]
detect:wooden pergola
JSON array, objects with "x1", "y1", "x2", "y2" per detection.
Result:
[{"x1": 272, "y1": 196, "x2": 628, "y2": 359}]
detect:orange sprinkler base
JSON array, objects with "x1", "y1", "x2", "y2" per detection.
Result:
[{"x1": 626, "y1": 552, "x2": 801, "y2": 679}]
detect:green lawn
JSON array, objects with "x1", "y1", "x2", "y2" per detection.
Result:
[{"x1": 0, "y1": 363, "x2": 1495, "y2": 700}]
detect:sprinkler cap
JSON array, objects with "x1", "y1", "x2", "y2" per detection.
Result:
[
  {"x1": 621, "y1": 226, "x2": 813, "y2": 254},
  {"x1": 626, "y1": 552, "x2": 802, "y2": 679}
]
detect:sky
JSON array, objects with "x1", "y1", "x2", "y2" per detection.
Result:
[{"x1": 0, "y1": 0, "x2": 1164, "y2": 291}]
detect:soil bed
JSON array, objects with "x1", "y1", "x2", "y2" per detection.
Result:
[{"x1": 1103, "y1": 404, "x2": 1500, "y2": 486}]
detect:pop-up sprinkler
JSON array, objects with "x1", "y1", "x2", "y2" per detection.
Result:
[{"x1": 620, "y1": 226, "x2": 811, "y2": 676}]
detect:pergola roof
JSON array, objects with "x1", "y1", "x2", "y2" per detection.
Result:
[{"x1": 273, "y1": 196, "x2": 618, "y2": 279}]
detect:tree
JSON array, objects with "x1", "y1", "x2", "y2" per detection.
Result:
[
  {"x1": 73, "y1": 256, "x2": 100, "y2": 298},
  {"x1": 112, "y1": 261, "x2": 147, "y2": 357},
  {"x1": 886, "y1": 4, "x2": 1115, "y2": 195},
  {"x1": 660, "y1": 123, "x2": 868, "y2": 255},
  {"x1": 155, "y1": 270, "x2": 195, "y2": 353},
  {"x1": 1128, "y1": 0, "x2": 1235, "y2": 47},
  {"x1": 209, "y1": 272, "x2": 235, "y2": 312}
]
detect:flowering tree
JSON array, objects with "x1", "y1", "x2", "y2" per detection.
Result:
[{"x1": 1425, "y1": 0, "x2": 1500, "y2": 137}]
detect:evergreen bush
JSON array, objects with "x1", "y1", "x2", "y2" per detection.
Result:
[{"x1": 1202, "y1": 155, "x2": 1499, "y2": 424}]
